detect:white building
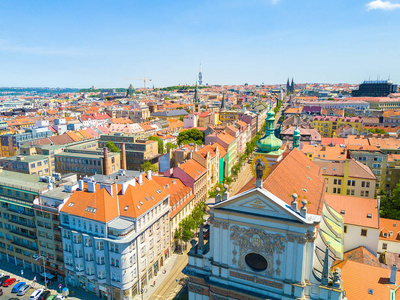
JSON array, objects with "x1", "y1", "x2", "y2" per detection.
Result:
[{"x1": 60, "y1": 172, "x2": 170, "y2": 299}]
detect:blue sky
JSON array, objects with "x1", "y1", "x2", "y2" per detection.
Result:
[{"x1": 0, "y1": 0, "x2": 399, "y2": 88}]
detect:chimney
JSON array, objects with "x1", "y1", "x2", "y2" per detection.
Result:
[
  {"x1": 87, "y1": 181, "x2": 96, "y2": 193},
  {"x1": 390, "y1": 265, "x2": 397, "y2": 284},
  {"x1": 78, "y1": 180, "x2": 84, "y2": 191},
  {"x1": 291, "y1": 193, "x2": 299, "y2": 212},
  {"x1": 121, "y1": 143, "x2": 127, "y2": 170},
  {"x1": 147, "y1": 170, "x2": 152, "y2": 180},
  {"x1": 300, "y1": 199, "x2": 307, "y2": 218},
  {"x1": 138, "y1": 174, "x2": 143, "y2": 185},
  {"x1": 103, "y1": 147, "x2": 110, "y2": 176}
]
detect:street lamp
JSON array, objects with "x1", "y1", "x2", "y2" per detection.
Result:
[{"x1": 35, "y1": 255, "x2": 48, "y2": 290}]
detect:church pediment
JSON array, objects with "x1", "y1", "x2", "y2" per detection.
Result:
[{"x1": 213, "y1": 188, "x2": 315, "y2": 224}]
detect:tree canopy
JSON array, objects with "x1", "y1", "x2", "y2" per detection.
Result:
[
  {"x1": 141, "y1": 161, "x2": 158, "y2": 173},
  {"x1": 379, "y1": 184, "x2": 400, "y2": 220},
  {"x1": 177, "y1": 128, "x2": 204, "y2": 146},
  {"x1": 106, "y1": 141, "x2": 120, "y2": 153},
  {"x1": 166, "y1": 142, "x2": 177, "y2": 152}
]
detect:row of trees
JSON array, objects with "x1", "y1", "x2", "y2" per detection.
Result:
[{"x1": 174, "y1": 202, "x2": 207, "y2": 245}]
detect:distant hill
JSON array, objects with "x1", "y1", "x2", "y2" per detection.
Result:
[{"x1": 0, "y1": 87, "x2": 79, "y2": 95}]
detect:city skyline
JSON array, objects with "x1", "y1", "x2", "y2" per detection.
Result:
[{"x1": 0, "y1": 0, "x2": 399, "y2": 88}]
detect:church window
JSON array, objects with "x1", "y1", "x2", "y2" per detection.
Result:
[{"x1": 244, "y1": 253, "x2": 268, "y2": 272}]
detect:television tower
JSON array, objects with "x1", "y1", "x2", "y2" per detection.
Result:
[{"x1": 198, "y1": 61, "x2": 203, "y2": 86}]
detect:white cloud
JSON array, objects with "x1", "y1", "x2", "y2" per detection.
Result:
[
  {"x1": 366, "y1": 0, "x2": 400, "y2": 10},
  {"x1": 271, "y1": 0, "x2": 281, "y2": 4}
]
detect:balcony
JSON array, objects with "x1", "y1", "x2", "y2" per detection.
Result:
[
  {"x1": 9, "y1": 218, "x2": 36, "y2": 229},
  {"x1": 10, "y1": 229, "x2": 37, "y2": 241},
  {"x1": 11, "y1": 240, "x2": 38, "y2": 251}
]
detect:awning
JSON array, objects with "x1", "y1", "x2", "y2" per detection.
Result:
[{"x1": 40, "y1": 272, "x2": 55, "y2": 279}]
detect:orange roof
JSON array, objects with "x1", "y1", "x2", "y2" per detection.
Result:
[
  {"x1": 388, "y1": 154, "x2": 400, "y2": 162},
  {"x1": 179, "y1": 159, "x2": 206, "y2": 180},
  {"x1": 302, "y1": 144, "x2": 347, "y2": 161},
  {"x1": 66, "y1": 131, "x2": 83, "y2": 142},
  {"x1": 238, "y1": 148, "x2": 325, "y2": 215},
  {"x1": 61, "y1": 175, "x2": 169, "y2": 222},
  {"x1": 332, "y1": 260, "x2": 400, "y2": 299},
  {"x1": 344, "y1": 246, "x2": 386, "y2": 268},
  {"x1": 325, "y1": 194, "x2": 378, "y2": 228},
  {"x1": 152, "y1": 176, "x2": 194, "y2": 218},
  {"x1": 379, "y1": 218, "x2": 400, "y2": 242}
]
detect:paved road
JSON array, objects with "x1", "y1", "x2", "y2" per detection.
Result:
[{"x1": 147, "y1": 253, "x2": 188, "y2": 300}]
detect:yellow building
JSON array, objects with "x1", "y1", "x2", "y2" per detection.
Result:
[
  {"x1": 315, "y1": 159, "x2": 376, "y2": 198},
  {"x1": 312, "y1": 116, "x2": 363, "y2": 137},
  {"x1": 219, "y1": 110, "x2": 238, "y2": 124}
]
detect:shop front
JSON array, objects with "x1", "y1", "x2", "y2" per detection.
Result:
[{"x1": 153, "y1": 261, "x2": 159, "y2": 276}]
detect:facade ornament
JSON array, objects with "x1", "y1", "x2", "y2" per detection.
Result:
[
  {"x1": 230, "y1": 226, "x2": 286, "y2": 273},
  {"x1": 222, "y1": 221, "x2": 229, "y2": 230}
]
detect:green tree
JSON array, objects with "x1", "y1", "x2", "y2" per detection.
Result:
[
  {"x1": 106, "y1": 141, "x2": 120, "y2": 153},
  {"x1": 149, "y1": 136, "x2": 164, "y2": 154},
  {"x1": 166, "y1": 142, "x2": 177, "y2": 152},
  {"x1": 177, "y1": 128, "x2": 204, "y2": 146},
  {"x1": 380, "y1": 184, "x2": 400, "y2": 220},
  {"x1": 141, "y1": 161, "x2": 158, "y2": 173}
]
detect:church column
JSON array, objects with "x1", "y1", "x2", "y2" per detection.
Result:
[
  {"x1": 295, "y1": 238, "x2": 307, "y2": 284},
  {"x1": 221, "y1": 222, "x2": 229, "y2": 267}
]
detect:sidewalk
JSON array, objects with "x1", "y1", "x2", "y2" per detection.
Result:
[
  {"x1": 134, "y1": 253, "x2": 181, "y2": 300},
  {"x1": 0, "y1": 260, "x2": 99, "y2": 300}
]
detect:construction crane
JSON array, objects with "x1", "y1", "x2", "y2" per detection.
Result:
[{"x1": 123, "y1": 77, "x2": 152, "y2": 95}]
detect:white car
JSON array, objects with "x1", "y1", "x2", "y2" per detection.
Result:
[
  {"x1": 56, "y1": 296, "x2": 65, "y2": 300},
  {"x1": 0, "y1": 273, "x2": 4, "y2": 278},
  {"x1": 29, "y1": 288, "x2": 44, "y2": 300}
]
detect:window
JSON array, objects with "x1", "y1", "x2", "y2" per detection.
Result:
[
  {"x1": 382, "y1": 243, "x2": 387, "y2": 250},
  {"x1": 344, "y1": 226, "x2": 347, "y2": 233},
  {"x1": 361, "y1": 229, "x2": 368, "y2": 237}
]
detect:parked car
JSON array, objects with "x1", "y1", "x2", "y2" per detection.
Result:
[
  {"x1": 2, "y1": 278, "x2": 16, "y2": 287},
  {"x1": 17, "y1": 284, "x2": 31, "y2": 296},
  {"x1": 0, "y1": 275, "x2": 10, "y2": 286},
  {"x1": 29, "y1": 289, "x2": 44, "y2": 300},
  {"x1": 55, "y1": 295, "x2": 65, "y2": 300},
  {"x1": 0, "y1": 273, "x2": 4, "y2": 278},
  {"x1": 38, "y1": 290, "x2": 51, "y2": 300},
  {"x1": 12, "y1": 281, "x2": 26, "y2": 293}
]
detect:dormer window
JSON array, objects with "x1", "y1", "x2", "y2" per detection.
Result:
[
  {"x1": 340, "y1": 210, "x2": 345, "y2": 215},
  {"x1": 367, "y1": 214, "x2": 372, "y2": 218},
  {"x1": 383, "y1": 232, "x2": 388, "y2": 237}
]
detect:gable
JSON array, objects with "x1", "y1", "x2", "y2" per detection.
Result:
[{"x1": 214, "y1": 188, "x2": 311, "y2": 224}]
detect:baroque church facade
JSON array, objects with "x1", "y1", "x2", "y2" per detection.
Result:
[{"x1": 186, "y1": 110, "x2": 347, "y2": 299}]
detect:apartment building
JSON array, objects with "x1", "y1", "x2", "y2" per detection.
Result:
[
  {"x1": 347, "y1": 145, "x2": 388, "y2": 192},
  {"x1": 32, "y1": 174, "x2": 78, "y2": 280},
  {"x1": 312, "y1": 116, "x2": 363, "y2": 138},
  {"x1": 0, "y1": 155, "x2": 51, "y2": 176},
  {"x1": 0, "y1": 170, "x2": 49, "y2": 272},
  {"x1": 151, "y1": 176, "x2": 194, "y2": 252},
  {"x1": 99, "y1": 134, "x2": 159, "y2": 171},
  {"x1": 0, "y1": 127, "x2": 53, "y2": 157},
  {"x1": 59, "y1": 172, "x2": 170, "y2": 299},
  {"x1": 165, "y1": 159, "x2": 207, "y2": 204},
  {"x1": 315, "y1": 159, "x2": 376, "y2": 198},
  {"x1": 193, "y1": 145, "x2": 220, "y2": 188},
  {"x1": 55, "y1": 148, "x2": 120, "y2": 177}
]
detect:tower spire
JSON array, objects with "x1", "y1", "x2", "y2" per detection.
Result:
[
  {"x1": 220, "y1": 93, "x2": 226, "y2": 110},
  {"x1": 293, "y1": 114, "x2": 300, "y2": 149},
  {"x1": 198, "y1": 61, "x2": 203, "y2": 86}
]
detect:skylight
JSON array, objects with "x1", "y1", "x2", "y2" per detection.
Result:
[
  {"x1": 85, "y1": 207, "x2": 91, "y2": 212},
  {"x1": 145, "y1": 197, "x2": 149, "y2": 201},
  {"x1": 150, "y1": 196, "x2": 154, "y2": 200},
  {"x1": 68, "y1": 202, "x2": 75, "y2": 207},
  {"x1": 91, "y1": 208, "x2": 97, "y2": 213},
  {"x1": 136, "y1": 205, "x2": 141, "y2": 210},
  {"x1": 124, "y1": 206, "x2": 129, "y2": 211},
  {"x1": 139, "y1": 201, "x2": 144, "y2": 205}
]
